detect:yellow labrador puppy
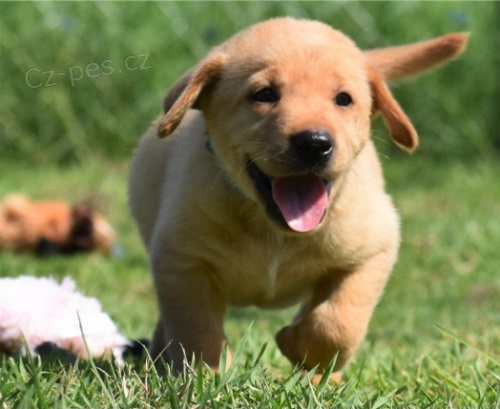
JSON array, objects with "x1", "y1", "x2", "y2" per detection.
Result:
[{"x1": 129, "y1": 18, "x2": 467, "y2": 379}]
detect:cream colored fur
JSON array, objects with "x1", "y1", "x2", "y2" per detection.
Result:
[{"x1": 129, "y1": 18, "x2": 467, "y2": 380}]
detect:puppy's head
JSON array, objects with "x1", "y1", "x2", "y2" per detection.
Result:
[{"x1": 158, "y1": 18, "x2": 468, "y2": 233}]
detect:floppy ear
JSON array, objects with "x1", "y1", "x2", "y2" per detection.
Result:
[
  {"x1": 158, "y1": 53, "x2": 226, "y2": 137},
  {"x1": 162, "y1": 68, "x2": 196, "y2": 114},
  {"x1": 369, "y1": 66, "x2": 418, "y2": 152},
  {"x1": 365, "y1": 32, "x2": 469, "y2": 81}
]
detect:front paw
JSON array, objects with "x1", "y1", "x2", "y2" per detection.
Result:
[
  {"x1": 275, "y1": 325, "x2": 303, "y2": 365},
  {"x1": 277, "y1": 326, "x2": 343, "y2": 384}
]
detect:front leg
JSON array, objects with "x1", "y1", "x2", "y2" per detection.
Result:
[
  {"x1": 276, "y1": 248, "x2": 397, "y2": 378},
  {"x1": 150, "y1": 259, "x2": 229, "y2": 373}
]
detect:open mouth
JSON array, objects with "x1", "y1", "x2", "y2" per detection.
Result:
[{"x1": 246, "y1": 160, "x2": 332, "y2": 233}]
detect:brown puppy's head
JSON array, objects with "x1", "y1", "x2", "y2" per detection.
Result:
[{"x1": 158, "y1": 18, "x2": 468, "y2": 233}]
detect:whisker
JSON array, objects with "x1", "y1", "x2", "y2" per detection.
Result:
[{"x1": 226, "y1": 141, "x2": 270, "y2": 149}]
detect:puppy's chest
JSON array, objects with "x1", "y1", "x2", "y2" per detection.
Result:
[{"x1": 217, "y1": 240, "x2": 331, "y2": 308}]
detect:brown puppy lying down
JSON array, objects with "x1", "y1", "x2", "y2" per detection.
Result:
[
  {"x1": 129, "y1": 18, "x2": 468, "y2": 379},
  {"x1": 0, "y1": 195, "x2": 115, "y2": 255}
]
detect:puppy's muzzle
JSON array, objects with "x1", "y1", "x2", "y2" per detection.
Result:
[
  {"x1": 290, "y1": 130, "x2": 334, "y2": 172},
  {"x1": 247, "y1": 129, "x2": 334, "y2": 234}
]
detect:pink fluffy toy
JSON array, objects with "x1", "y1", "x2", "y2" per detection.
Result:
[{"x1": 0, "y1": 275, "x2": 133, "y2": 362}]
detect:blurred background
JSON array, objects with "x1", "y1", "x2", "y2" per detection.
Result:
[{"x1": 1, "y1": 1, "x2": 499, "y2": 165}]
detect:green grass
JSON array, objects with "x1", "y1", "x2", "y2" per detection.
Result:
[{"x1": 0, "y1": 156, "x2": 499, "y2": 408}]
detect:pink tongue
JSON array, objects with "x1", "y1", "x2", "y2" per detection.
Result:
[{"x1": 272, "y1": 175, "x2": 328, "y2": 232}]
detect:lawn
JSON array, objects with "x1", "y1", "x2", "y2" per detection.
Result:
[
  {"x1": 0, "y1": 156, "x2": 498, "y2": 408},
  {"x1": 1, "y1": 1, "x2": 499, "y2": 407}
]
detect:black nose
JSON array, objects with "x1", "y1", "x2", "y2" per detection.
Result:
[{"x1": 290, "y1": 130, "x2": 334, "y2": 167}]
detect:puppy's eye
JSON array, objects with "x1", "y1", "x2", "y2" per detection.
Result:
[
  {"x1": 335, "y1": 92, "x2": 353, "y2": 107},
  {"x1": 251, "y1": 88, "x2": 280, "y2": 104}
]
